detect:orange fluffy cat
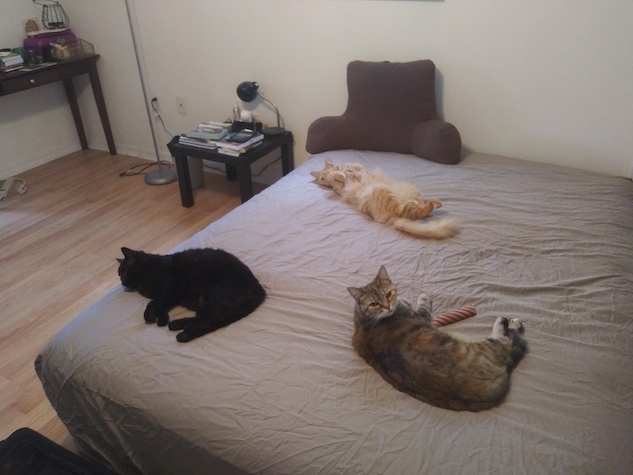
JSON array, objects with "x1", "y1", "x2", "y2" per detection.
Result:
[{"x1": 311, "y1": 159, "x2": 457, "y2": 240}]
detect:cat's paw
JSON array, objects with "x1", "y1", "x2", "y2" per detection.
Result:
[
  {"x1": 176, "y1": 331, "x2": 192, "y2": 343},
  {"x1": 508, "y1": 318, "x2": 524, "y2": 333},
  {"x1": 157, "y1": 315, "x2": 169, "y2": 326},
  {"x1": 428, "y1": 199, "x2": 442, "y2": 210},
  {"x1": 329, "y1": 171, "x2": 346, "y2": 193},
  {"x1": 400, "y1": 298, "x2": 412, "y2": 308},
  {"x1": 143, "y1": 305, "x2": 157, "y2": 324},
  {"x1": 416, "y1": 293, "x2": 432, "y2": 313},
  {"x1": 144, "y1": 302, "x2": 169, "y2": 326},
  {"x1": 492, "y1": 316, "x2": 509, "y2": 337}
]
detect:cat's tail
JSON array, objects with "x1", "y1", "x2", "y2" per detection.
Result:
[{"x1": 392, "y1": 217, "x2": 458, "y2": 240}]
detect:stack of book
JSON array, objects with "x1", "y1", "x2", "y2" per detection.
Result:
[
  {"x1": 182, "y1": 121, "x2": 231, "y2": 141},
  {"x1": 179, "y1": 124, "x2": 265, "y2": 156},
  {"x1": 0, "y1": 51, "x2": 24, "y2": 73}
]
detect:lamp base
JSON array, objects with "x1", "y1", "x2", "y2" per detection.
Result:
[
  {"x1": 144, "y1": 167, "x2": 178, "y2": 185},
  {"x1": 263, "y1": 126, "x2": 285, "y2": 137}
]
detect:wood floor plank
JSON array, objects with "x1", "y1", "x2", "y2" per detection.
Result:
[{"x1": 0, "y1": 149, "x2": 264, "y2": 448}]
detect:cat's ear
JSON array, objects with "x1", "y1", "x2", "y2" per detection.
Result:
[
  {"x1": 121, "y1": 247, "x2": 135, "y2": 258},
  {"x1": 310, "y1": 170, "x2": 320, "y2": 179},
  {"x1": 377, "y1": 265, "x2": 390, "y2": 282},
  {"x1": 116, "y1": 258, "x2": 124, "y2": 264},
  {"x1": 348, "y1": 287, "x2": 363, "y2": 302},
  {"x1": 325, "y1": 158, "x2": 333, "y2": 166}
]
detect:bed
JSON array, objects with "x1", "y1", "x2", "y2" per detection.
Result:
[{"x1": 35, "y1": 61, "x2": 633, "y2": 475}]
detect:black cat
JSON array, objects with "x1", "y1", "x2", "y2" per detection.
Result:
[{"x1": 117, "y1": 247, "x2": 266, "y2": 342}]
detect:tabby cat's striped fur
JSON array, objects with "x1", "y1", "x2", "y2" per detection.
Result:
[{"x1": 348, "y1": 266, "x2": 527, "y2": 411}]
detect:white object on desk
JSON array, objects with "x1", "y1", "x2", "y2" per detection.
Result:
[{"x1": 240, "y1": 109, "x2": 252, "y2": 122}]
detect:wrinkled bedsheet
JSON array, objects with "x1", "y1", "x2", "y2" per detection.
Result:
[{"x1": 36, "y1": 151, "x2": 633, "y2": 475}]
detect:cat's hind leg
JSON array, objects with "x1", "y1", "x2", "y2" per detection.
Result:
[
  {"x1": 491, "y1": 317, "x2": 528, "y2": 367},
  {"x1": 168, "y1": 316, "x2": 198, "y2": 331},
  {"x1": 507, "y1": 318, "x2": 528, "y2": 365},
  {"x1": 508, "y1": 318, "x2": 524, "y2": 333},
  {"x1": 491, "y1": 316, "x2": 525, "y2": 339},
  {"x1": 174, "y1": 316, "x2": 242, "y2": 343},
  {"x1": 491, "y1": 316, "x2": 509, "y2": 338},
  {"x1": 364, "y1": 188, "x2": 404, "y2": 223},
  {"x1": 402, "y1": 199, "x2": 442, "y2": 220}
]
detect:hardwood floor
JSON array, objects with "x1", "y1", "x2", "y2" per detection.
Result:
[{"x1": 0, "y1": 149, "x2": 264, "y2": 447}]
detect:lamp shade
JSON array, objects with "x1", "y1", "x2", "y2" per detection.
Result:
[
  {"x1": 236, "y1": 81, "x2": 259, "y2": 102},
  {"x1": 235, "y1": 80, "x2": 285, "y2": 136}
]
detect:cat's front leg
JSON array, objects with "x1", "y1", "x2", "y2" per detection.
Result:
[
  {"x1": 415, "y1": 293, "x2": 433, "y2": 321},
  {"x1": 144, "y1": 300, "x2": 170, "y2": 326},
  {"x1": 328, "y1": 170, "x2": 347, "y2": 195}
]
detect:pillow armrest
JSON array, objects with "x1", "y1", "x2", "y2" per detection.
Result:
[
  {"x1": 411, "y1": 120, "x2": 462, "y2": 165},
  {"x1": 307, "y1": 115, "x2": 462, "y2": 165},
  {"x1": 306, "y1": 116, "x2": 357, "y2": 154}
]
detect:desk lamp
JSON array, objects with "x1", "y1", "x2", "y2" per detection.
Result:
[{"x1": 236, "y1": 81, "x2": 285, "y2": 136}]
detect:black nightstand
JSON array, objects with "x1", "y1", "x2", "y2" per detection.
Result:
[{"x1": 166, "y1": 132, "x2": 294, "y2": 208}]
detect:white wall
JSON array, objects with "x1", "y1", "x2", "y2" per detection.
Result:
[{"x1": 2, "y1": 0, "x2": 632, "y2": 181}]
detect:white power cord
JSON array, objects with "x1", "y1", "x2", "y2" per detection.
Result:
[{"x1": 0, "y1": 177, "x2": 27, "y2": 200}]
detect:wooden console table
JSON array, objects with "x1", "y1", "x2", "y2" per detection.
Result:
[{"x1": 0, "y1": 54, "x2": 116, "y2": 155}]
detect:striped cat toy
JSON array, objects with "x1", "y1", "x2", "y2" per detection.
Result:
[{"x1": 433, "y1": 305, "x2": 477, "y2": 327}]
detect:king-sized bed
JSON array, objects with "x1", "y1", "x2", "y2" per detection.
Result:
[{"x1": 35, "y1": 61, "x2": 633, "y2": 475}]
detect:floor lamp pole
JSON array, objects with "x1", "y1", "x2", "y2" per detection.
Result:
[{"x1": 124, "y1": 0, "x2": 177, "y2": 185}]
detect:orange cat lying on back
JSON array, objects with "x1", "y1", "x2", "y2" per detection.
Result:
[{"x1": 311, "y1": 159, "x2": 457, "y2": 240}]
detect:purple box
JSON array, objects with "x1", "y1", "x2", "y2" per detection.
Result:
[{"x1": 23, "y1": 28, "x2": 78, "y2": 60}]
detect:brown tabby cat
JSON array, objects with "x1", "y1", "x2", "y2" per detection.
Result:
[
  {"x1": 311, "y1": 159, "x2": 457, "y2": 240},
  {"x1": 348, "y1": 266, "x2": 527, "y2": 411}
]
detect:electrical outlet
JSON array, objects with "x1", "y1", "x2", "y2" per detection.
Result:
[{"x1": 176, "y1": 96, "x2": 187, "y2": 115}]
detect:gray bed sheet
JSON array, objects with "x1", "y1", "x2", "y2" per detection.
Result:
[{"x1": 36, "y1": 150, "x2": 633, "y2": 475}]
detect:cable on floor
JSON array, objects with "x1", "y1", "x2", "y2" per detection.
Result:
[{"x1": 119, "y1": 161, "x2": 174, "y2": 177}]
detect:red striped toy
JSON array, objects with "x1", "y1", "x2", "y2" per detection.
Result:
[{"x1": 433, "y1": 305, "x2": 477, "y2": 327}]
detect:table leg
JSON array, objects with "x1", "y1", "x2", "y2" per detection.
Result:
[
  {"x1": 174, "y1": 155, "x2": 194, "y2": 207},
  {"x1": 236, "y1": 164, "x2": 254, "y2": 203},
  {"x1": 226, "y1": 164, "x2": 237, "y2": 181},
  {"x1": 281, "y1": 139, "x2": 294, "y2": 176},
  {"x1": 63, "y1": 78, "x2": 88, "y2": 150},
  {"x1": 88, "y1": 60, "x2": 117, "y2": 155}
]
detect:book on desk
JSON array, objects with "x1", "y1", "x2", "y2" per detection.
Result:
[
  {"x1": 179, "y1": 127, "x2": 264, "y2": 156},
  {"x1": 0, "y1": 51, "x2": 24, "y2": 72},
  {"x1": 184, "y1": 121, "x2": 231, "y2": 140}
]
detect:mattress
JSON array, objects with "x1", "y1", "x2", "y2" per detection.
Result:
[{"x1": 36, "y1": 150, "x2": 633, "y2": 475}]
